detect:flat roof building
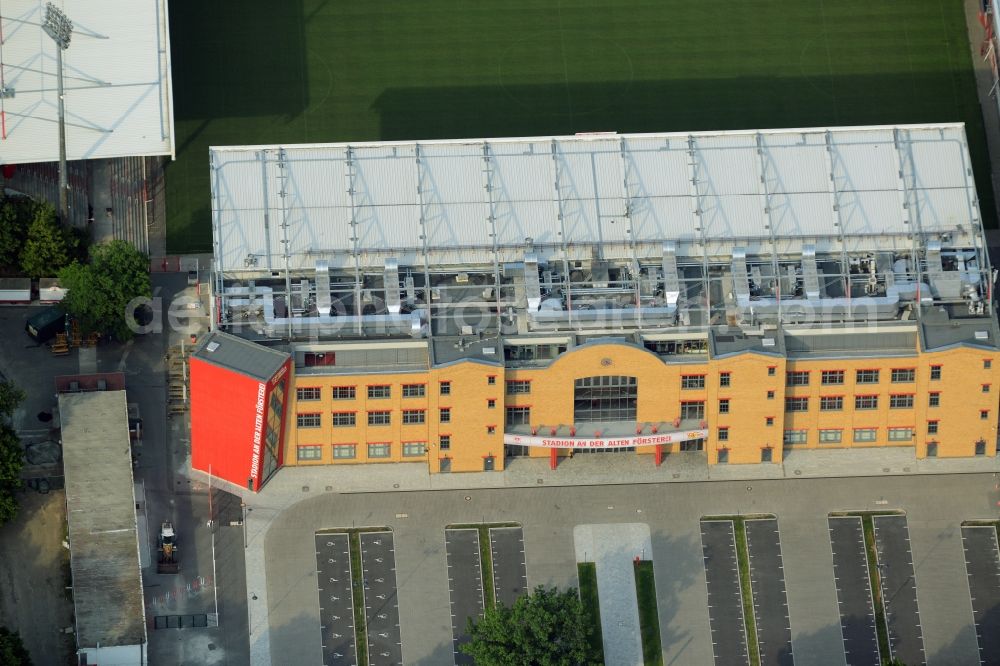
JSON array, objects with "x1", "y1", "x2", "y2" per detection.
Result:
[
  {"x1": 192, "y1": 125, "x2": 1000, "y2": 490},
  {"x1": 60, "y1": 390, "x2": 146, "y2": 665}
]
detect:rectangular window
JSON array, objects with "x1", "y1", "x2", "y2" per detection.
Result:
[
  {"x1": 930, "y1": 365, "x2": 941, "y2": 380},
  {"x1": 402, "y1": 442, "x2": 426, "y2": 457},
  {"x1": 506, "y1": 406, "x2": 530, "y2": 425},
  {"x1": 855, "y1": 395, "x2": 879, "y2": 410},
  {"x1": 984, "y1": 384, "x2": 992, "y2": 394},
  {"x1": 296, "y1": 387, "x2": 321, "y2": 401},
  {"x1": 333, "y1": 444, "x2": 356, "y2": 459},
  {"x1": 303, "y1": 352, "x2": 335, "y2": 367},
  {"x1": 718, "y1": 399, "x2": 730, "y2": 414},
  {"x1": 367, "y1": 443, "x2": 391, "y2": 458},
  {"x1": 982, "y1": 410, "x2": 991, "y2": 421},
  {"x1": 680, "y1": 401, "x2": 705, "y2": 420},
  {"x1": 487, "y1": 425, "x2": 496, "y2": 434},
  {"x1": 767, "y1": 390, "x2": 775, "y2": 400},
  {"x1": 927, "y1": 420, "x2": 939, "y2": 435},
  {"x1": 487, "y1": 399, "x2": 496, "y2": 409},
  {"x1": 402, "y1": 409, "x2": 426, "y2": 425},
  {"x1": 487, "y1": 376, "x2": 497, "y2": 385},
  {"x1": 783, "y1": 430, "x2": 807, "y2": 444},
  {"x1": 439, "y1": 435, "x2": 451, "y2": 451},
  {"x1": 367, "y1": 385, "x2": 391, "y2": 399},
  {"x1": 296, "y1": 413, "x2": 321, "y2": 428},
  {"x1": 821, "y1": 370, "x2": 845, "y2": 385},
  {"x1": 928, "y1": 392, "x2": 940, "y2": 407},
  {"x1": 331, "y1": 412, "x2": 356, "y2": 428},
  {"x1": 819, "y1": 429, "x2": 842, "y2": 444},
  {"x1": 440, "y1": 381, "x2": 451, "y2": 395},
  {"x1": 767, "y1": 366, "x2": 776, "y2": 376},
  {"x1": 332, "y1": 386, "x2": 356, "y2": 401},
  {"x1": 889, "y1": 394, "x2": 914, "y2": 409},
  {"x1": 719, "y1": 372, "x2": 731, "y2": 388},
  {"x1": 986, "y1": 359, "x2": 993, "y2": 370},
  {"x1": 856, "y1": 369, "x2": 880, "y2": 384},
  {"x1": 440, "y1": 407, "x2": 451, "y2": 424},
  {"x1": 786, "y1": 371, "x2": 810, "y2": 387},
  {"x1": 296, "y1": 445, "x2": 322, "y2": 461},
  {"x1": 820, "y1": 396, "x2": 844, "y2": 412},
  {"x1": 717, "y1": 427, "x2": 729, "y2": 442},
  {"x1": 891, "y1": 368, "x2": 916, "y2": 383},
  {"x1": 368, "y1": 411, "x2": 391, "y2": 426},
  {"x1": 506, "y1": 380, "x2": 531, "y2": 395},
  {"x1": 888, "y1": 427, "x2": 913, "y2": 442},
  {"x1": 402, "y1": 384, "x2": 426, "y2": 398},
  {"x1": 576, "y1": 376, "x2": 638, "y2": 422},
  {"x1": 853, "y1": 428, "x2": 877, "y2": 443},
  {"x1": 681, "y1": 374, "x2": 706, "y2": 390},
  {"x1": 784, "y1": 397, "x2": 808, "y2": 413},
  {"x1": 766, "y1": 416, "x2": 774, "y2": 426}
]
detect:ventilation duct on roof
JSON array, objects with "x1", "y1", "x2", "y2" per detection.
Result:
[
  {"x1": 315, "y1": 261, "x2": 332, "y2": 316},
  {"x1": 384, "y1": 258, "x2": 401, "y2": 314},
  {"x1": 800, "y1": 245, "x2": 821, "y2": 300},
  {"x1": 524, "y1": 253, "x2": 542, "y2": 312},
  {"x1": 731, "y1": 247, "x2": 751, "y2": 308},
  {"x1": 662, "y1": 242, "x2": 681, "y2": 307}
]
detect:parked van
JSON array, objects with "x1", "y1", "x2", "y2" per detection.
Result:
[{"x1": 25, "y1": 306, "x2": 66, "y2": 343}]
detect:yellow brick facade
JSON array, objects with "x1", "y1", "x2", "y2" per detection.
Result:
[{"x1": 282, "y1": 341, "x2": 999, "y2": 472}]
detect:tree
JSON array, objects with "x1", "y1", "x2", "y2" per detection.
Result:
[
  {"x1": 19, "y1": 202, "x2": 75, "y2": 278},
  {"x1": 0, "y1": 380, "x2": 24, "y2": 526},
  {"x1": 58, "y1": 240, "x2": 151, "y2": 341},
  {"x1": 0, "y1": 197, "x2": 29, "y2": 271},
  {"x1": 462, "y1": 586, "x2": 601, "y2": 666},
  {"x1": 0, "y1": 627, "x2": 32, "y2": 666}
]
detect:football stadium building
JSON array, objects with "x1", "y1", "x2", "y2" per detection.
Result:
[{"x1": 190, "y1": 124, "x2": 1000, "y2": 491}]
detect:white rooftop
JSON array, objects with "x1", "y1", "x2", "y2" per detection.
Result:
[
  {"x1": 0, "y1": 0, "x2": 174, "y2": 164},
  {"x1": 210, "y1": 124, "x2": 984, "y2": 274}
]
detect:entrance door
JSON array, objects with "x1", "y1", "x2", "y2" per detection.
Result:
[
  {"x1": 483, "y1": 456, "x2": 495, "y2": 471},
  {"x1": 440, "y1": 458, "x2": 451, "y2": 473}
]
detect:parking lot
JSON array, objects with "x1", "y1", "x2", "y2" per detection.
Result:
[
  {"x1": 444, "y1": 529, "x2": 484, "y2": 665},
  {"x1": 700, "y1": 520, "x2": 750, "y2": 666},
  {"x1": 260, "y1": 474, "x2": 1000, "y2": 665},
  {"x1": 314, "y1": 532, "x2": 357, "y2": 665},
  {"x1": 745, "y1": 518, "x2": 794, "y2": 666},
  {"x1": 962, "y1": 525, "x2": 1000, "y2": 665},
  {"x1": 360, "y1": 531, "x2": 403, "y2": 666},
  {"x1": 489, "y1": 527, "x2": 528, "y2": 608},
  {"x1": 828, "y1": 516, "x2": 881, "y2": 666},
  {"x1": 873, "y1": 515, "x2": 925, "y2": 665}
]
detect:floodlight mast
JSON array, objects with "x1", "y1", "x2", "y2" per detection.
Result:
[{"x1": 42, "y1": 2, "x2": 72, "y2": 224}]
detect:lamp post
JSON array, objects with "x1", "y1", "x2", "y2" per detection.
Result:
[{"x1": 42, "y1": 2, "x2": 72, "y2": 224}]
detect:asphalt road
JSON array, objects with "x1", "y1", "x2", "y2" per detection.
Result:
[
  {"x1": 873, "y1": 515, "x2": 925, "y2": 666},
  {"x1": 489, "y1": 527, "x2": 528, "y2": 609},
  {"x1": 445, "y1": 529, "x2": 484, "y2": 666},
  {"x1": 315, "y1": 532, "x2": 357, "y2": 665},
  {"x1": 745, "y1": 519, "x2": 794, "y2": 666},
  {"x1": 828, "y1": 516, "x2": 880, "y2": 666},
  {"x1": 962, "y1": 525, "x2": 1000, "y2": 666},
  {"x1": 360, "y1": 531, "x2": 403, "y2": 666},
  {"x1": 701, "y1": 520, "x2": 750, "y2": 666}
]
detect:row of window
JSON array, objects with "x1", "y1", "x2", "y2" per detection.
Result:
[
  {"x1": 297, "y1": 410, "x2": 430, "y2": 427},
  {"x1": 297, "y1": 384, "x2": 424, "y2": 401},
  {"x1": 786, "y1": 368, "x2": 922, "y2": 387},
  {"x1": 680, "y1": 373, "x2": 732, "y2": 390},
  {"x1": 785, "y1": 394, "x2": 916, "y2": 412},
  {"x1": 296, "y1": 441, "x2": 429, "y2": 461},
  {"x1": 780, "y1": 427, "x2": 914, "y2": 444}
]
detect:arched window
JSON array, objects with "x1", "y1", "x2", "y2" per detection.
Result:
[{"x1": 573, "y1": 376, "x2": 637, "y2": 422}]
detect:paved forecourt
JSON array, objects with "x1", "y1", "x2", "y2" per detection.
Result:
[
  {"x1": 828, "y1": 517, "x2": 880, "y2": 666},
  {"x1": 872, "y1": 516, "x2": 925, "y2": 666},
  {"x1": 360, "y1": 532, "x2": 403, "y2": 666},
  {"x1": 701, "y1": 520, "x2": 750, "y2": 666},
  {"x1": 444, "y1": 529, "x2": 484, "y2": 665},
  {"x1": 962, "y1": 525, "x2": 1000, "y2": 665},
  {"x1": 489, "y1": 527, "x2": 528, "y2": 608},
  {"x1": 314, "y1": 533, "x2": 357, "y2": 665},
  {"x1": 745, "y1": 519, "x2": 794, "y2": 666}
]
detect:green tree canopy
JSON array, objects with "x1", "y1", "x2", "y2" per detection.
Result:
[
  {"x1": 0, "y1": 380, "x2": 24, "y2": 525},
  {"x1": 19, "y1": 202, "x2": 76, "y2": 278},
  {"x1": 0, "y1": 197, "x2": 30, "y2": 271},
  {"x1": 0, "y1": 627, "x2": 32, "y2": 666},
  {"x1": 58, "y1": 240, "x2": 151, "y2": 341},
  {"x1": 462, "y1": 586, "x2": 601, "y2": 666}
]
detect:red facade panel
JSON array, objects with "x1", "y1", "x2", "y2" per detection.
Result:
[{"x1": 190, "y1": 357, "x2": 262, "y2": 490}]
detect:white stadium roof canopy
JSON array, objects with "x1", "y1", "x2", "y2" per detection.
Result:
[
  {"x1": 209, "y1": 124, "x2": 984, "y2": 273},
  {"x1": 0, "y1": 0, "x2": 174, "y2": 165}
]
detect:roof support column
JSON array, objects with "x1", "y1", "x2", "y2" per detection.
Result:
[
  {"x1": 482, "y1": 141, "x2": 504, "y2": 332},
  {"x1": 824, "y1": 131, "x2": 851, "y2": 299},
  {"x1": 550, "y1": 140, "x2": 573, "y2": 320},
  {"x1": 618, "y1": 137, "x2": 643, "y2": 326},
  {"x1": 686, "y1": 136, "x2": 711, "y2": 322},
  {"x1": 276, "y1": 147, "x2": 294, "y2": 340},
  {"x1": 415, "y1": 144, "x2": 434, "y2": 337},
  {"x1": 756, "y1": 133, "x2": 781, "y2": 320},
  {"x1": 345, "y1": 146, "x2": 363, "y2": 335},
  {"x1": 893, "y1": 128, "x2": 924, "y2": 318}
]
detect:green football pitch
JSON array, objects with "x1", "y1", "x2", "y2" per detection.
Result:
[{"x1": 166, "y1": 0, "x2": 991, "y2": 253}]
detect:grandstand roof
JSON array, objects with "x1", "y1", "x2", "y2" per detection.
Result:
[
  {"x1": 0, "y1": 0, "x2": 174, "y2": 165},
  {"x1": 209, "y1": 124, "x2": 983, "y2": 274}
]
